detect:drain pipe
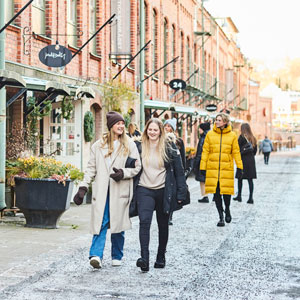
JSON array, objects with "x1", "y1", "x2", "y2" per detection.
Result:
[{"x1": 0, "y1": 0, "x2": 7, "y2": 210}]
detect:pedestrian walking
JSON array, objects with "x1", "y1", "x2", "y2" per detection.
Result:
[
  {"x1": 135, "y1": 118, "x2": 186, "y2": 272},
  {"x1": 194, "y1": 122, "x2": 211, "y2": 203},
  {"x1": 233, "y1": 123, "x2": 257, "y2": 204},
  {"x1": 163, "y1": 118, "x2": 186, "y2": 225},
  {"x1": 260, "y1": 136, "x2": 273, "y2": 165},
  {"x1": 128, "y1": 122, "x2": 142, "y2": 138},
  {"x1": 200, "y1": 113, "x2": 243, "y2": 227},
  {"x1": 73, "y1": 111, "x2": 141, "y2": 269}
]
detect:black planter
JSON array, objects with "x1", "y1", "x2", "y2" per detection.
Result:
[{"x1": 14, "y1": 177, "x2": 74, "y2": 229}]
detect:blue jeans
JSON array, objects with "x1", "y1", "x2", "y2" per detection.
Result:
[{"x1": 89, "y1": 193, "x2": 125, "y2": 260}]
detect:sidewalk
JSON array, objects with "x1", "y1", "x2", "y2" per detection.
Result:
[
  {"x1": 0, "y1": 149, "x2": 291, "y2": 292},
  {"x1": 0, "y1": 204, "x2": 92, "y2": 291}
]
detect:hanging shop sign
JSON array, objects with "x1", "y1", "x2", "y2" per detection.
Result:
[
  {"x1": 205, "y1": 104, "x2": 217, "y2": 112},
  {"x1": 169, "y1": 79, "x2": 187, "y2": 91},
  {"x1": 39, "y1": 45, "x2": 73, "y2": 68},
  {"x1": 110, "y1": 0, "x2": 131, "y2": 58}
]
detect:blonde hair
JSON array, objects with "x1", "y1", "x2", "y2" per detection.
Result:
[
  {"x1": 101, "y1": 128, "x2": 129, "y2": 158},
  {"x1": 215, "y1": 113, "x2": 230, "y2": 125},
  {"x1": 142, "y1": 118, "x2": 169, "y2": 167}
]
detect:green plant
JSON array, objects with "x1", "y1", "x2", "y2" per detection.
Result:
[
  {"x1": 102, "y1": 79, "x2": 136, "y2": 113},
  {"x1": 123, "y1": 113, "x2": 131, "y2": 128},
  {"x1": 27, "y1": 97, "x2": 52, "y2": 154},
  {"x1": 61, "y1": 96, "x2": 74, "y2": 120},
  {"x1": 84, "y1": 111, "x2": 95, "y2": 142},
  {"x1": 6, "y1": 156, "x2": 84, "y2": 186}
]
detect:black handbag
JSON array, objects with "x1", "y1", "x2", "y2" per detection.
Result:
[{"x1": 241, "y1": 138, "x2": 253, "y2": 155}]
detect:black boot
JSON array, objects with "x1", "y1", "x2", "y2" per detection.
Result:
[
  {"x1": 217, "y1": 209, "x2": 225, "y2": 227},
  {"x1": 136, "y1": 250, "x2": 149, "y2": 272},
  {"x1": 224, "y1": 208, "x2": 232, "y2": 223},
  {"x1": 198, "y1": 196, "x2": 209, "y2": 203},
  {"x1": 233, "y1": 195, "x2": 242, "y2": 202},
  {"x1": 154, "y1": 250, "x2": 166, "y2": 269},
  {"x1": 247, "y1": 198, "x2": 254, "y2": 204}
]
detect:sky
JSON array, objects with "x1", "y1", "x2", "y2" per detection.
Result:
[{"x1": 204, "y1": 0, "x2": 300, "y2": 70}]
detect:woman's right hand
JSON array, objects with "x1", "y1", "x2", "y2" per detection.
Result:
[{"x1": 73, "y1": 186, "x2": 88, "y2": 205}]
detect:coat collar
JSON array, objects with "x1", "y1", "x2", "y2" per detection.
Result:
[
  {"x1": 99, "y1": 138, "x2": 123, "y2": 172},
  {"x1": 213, "y1": 123, "x2": 232, "y2": 134}
]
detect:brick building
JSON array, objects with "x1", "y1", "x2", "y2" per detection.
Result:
[{"x1": 2, "y1": 0, "x2": 260, "y2": 170}]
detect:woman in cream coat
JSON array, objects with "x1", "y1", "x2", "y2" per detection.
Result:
[{"x1": 73, "y1": 111, "x2": 141, "y2": 269}]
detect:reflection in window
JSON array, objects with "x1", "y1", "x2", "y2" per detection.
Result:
[
  {"x1": 50, "y1": 126, "x2": 61, "y2": 140},
  {"x1": 66, "y1": 143, "x2": 74, "y2": 156}
]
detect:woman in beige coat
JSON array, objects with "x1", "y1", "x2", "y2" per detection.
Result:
[{"x1": 73, "y1": 111, "x2": 141, "y2": 269}]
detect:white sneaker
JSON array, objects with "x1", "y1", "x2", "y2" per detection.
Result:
[
  {"x1": 90, "y1": 256, "x2": 102, "y2": 269},
  {"x1": 112, "y1": 259, "x2": 122, "y2": 267}
]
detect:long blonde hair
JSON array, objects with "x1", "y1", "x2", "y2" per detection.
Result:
[
  {"x1": 101, "y1": 128, "x2": 129, "y2": 158},
  {"x1": 142, "y1": 118, "x2": 169, "y2": 167}
]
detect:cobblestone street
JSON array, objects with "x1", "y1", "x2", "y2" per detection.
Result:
[{"x1": 1, "y1": 150, "x2": 300, "y2": 300}]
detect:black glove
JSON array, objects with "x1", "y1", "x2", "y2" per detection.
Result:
[
  {"x1": 200, "y1": 170, "x2": 206, "y2": 177},
  {"x1": 73, "y1": 186, "x2": 88, "y2": 205},
  {"x1": 110, "y1": 167, "x2": 124, "y2": 182},
  {"x1": 236, "y1": 168, "x2": 243, "y2": 180}
]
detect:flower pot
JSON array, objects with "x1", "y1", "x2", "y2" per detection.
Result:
[{"x1": 14, "y1": 177, "x2": 74, "y2": 229}]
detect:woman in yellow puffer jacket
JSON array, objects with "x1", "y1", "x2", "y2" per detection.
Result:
[{"x1": 200, "y1": 113, "x2": 243, "y2": 227}]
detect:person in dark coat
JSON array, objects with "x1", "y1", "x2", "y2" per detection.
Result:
[
  {"x1": 135, "y1": 118, "x2": 186, "y2": 272},
  {"x1": 233, "y1": 123, "x2": 257, "y2": 204},
  {"x1": 194, "y1": 122, "x2": 211, "y2": 203},
  {"x1": 164, "y1": 118, "x2": 186, "y2": 225}
]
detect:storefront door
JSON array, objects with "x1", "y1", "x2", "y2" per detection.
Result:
[{"x1": 48, "y1": 102, "x2": 81, "y2": 168}]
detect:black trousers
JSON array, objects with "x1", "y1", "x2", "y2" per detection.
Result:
[
  {"x1": 263, "y1": 152, "x2": 270, "y2": 164},
  {"x1": 136, "y1": 186, "x2": 169, "y2": 260},
  {"x1": 237, "y1": 178, "x2": 254, "y2": 199},
  {"x1": 213, "y1": 182, "x2": 231, "y2": 212}
]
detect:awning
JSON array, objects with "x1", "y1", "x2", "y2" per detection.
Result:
[
  {"x1": 75, "y1": 86, "x2": 95, "y2": 99},
  {"x1": 144, "y1": 99, "x2": 170, "y2": 110},
  {"x1": 144, "y1": 99, "x2": 208, "y2": 117},
  {"x1": 0, "y1": 70, "x2": 26, "y2": 88},
  {"x1": 23, "y1": 76, "x2": 70, "y2": 95}
]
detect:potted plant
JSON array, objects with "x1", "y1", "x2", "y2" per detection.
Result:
[{"x1": 6, "y1": 157, "x2": 84, "y2": 229}]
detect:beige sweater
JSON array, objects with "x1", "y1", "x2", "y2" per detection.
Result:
[{"x1": 139, "y1": 144, "x2": 166, "y2": 189}]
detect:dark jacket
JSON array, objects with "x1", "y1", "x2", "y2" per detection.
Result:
[
  {"x1": 235, "y1": 135, "x2": 257, "y2": 179},
  {"x1": 176, "y1": 137, "x2": 186, "y2": 170},
  {"x1": 127, "y1": 141, "x2": 187, "y2": 216},
  {"x1": 194, "y1": 130, "x2": 209, "y2": 182}
]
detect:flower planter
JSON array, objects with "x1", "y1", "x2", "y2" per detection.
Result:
[{"x1": 14, "y1": 177, "x2": 74, "y2": 229}]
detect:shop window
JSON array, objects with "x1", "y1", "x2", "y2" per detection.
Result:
[
  {"x1": 152, "y1": 9, "x2": 158, "y2": 76},
  {"x1": 89, "y1": 0, "x2": 97, "y2": 54},
  {"x1": 32, "y1": 0, "x2": 45, "y2": 34},
  {"x1": 163, "y1": 18, "x2": 168, "y2": 81},
  {"x1": 67, "y1": 0, "x2": 77, "y2": 46},
  {"x1": 50, "y1": 107, "x2": 76, "y2": 157},
  {"x1": 171, "y1": 25, "x2": 176, "y2": 78}
]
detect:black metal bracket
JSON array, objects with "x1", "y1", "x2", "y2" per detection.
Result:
[
  {"x1": 6, "y1": 88, "x2": 27, "y2": 107},
  {"x1": 113, "y1": 40, "x2": 151, "y2": 81},
  {"x1": 0, "y1": 0, "x2": 33, "y2": 34},
  {"x1": 72, "y1": 14, "x2": 116, "y2": 59},
  {"x1": 138, "y1": 56, "x2": 180, "y2": 86}
]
